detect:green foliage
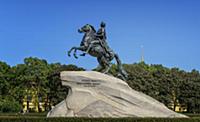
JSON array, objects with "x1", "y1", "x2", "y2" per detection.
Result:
[
  {"x1": 0, "y1": 57, "x2": 200, "y2": 113},
  {"x1": 178, "y1": 70, "x2": 200, "y2": 113},
  {"x1": 0, "y1": 61, "x2": 11, "y2": 96},
  {"x1": 0, "y1": 97, "x2": 21, "y2": 113},
  {"x1": 0, "y1": 113, "x2": 199, "y2": 121},
  {"x1": 0, "y1": 57, "x2": 85, "y2": 112},
  {"x1": 121, "y1": 62, "x2": 200, "y2": 113},
  {"x1": 0, "y1": 117, "x2": 199, "y2": 122}
]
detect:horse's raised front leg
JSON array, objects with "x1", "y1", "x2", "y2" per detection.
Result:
[
  {"x1": 72, "y1": 46, "x2": 87, "y2": 59},
  {"x1": 73, "y1": 48, "x2": 78, "y2": 59},
  {"x1": 68, "y1": 47, "x2": 76, "y2": 57},
  {"x1": 67, "y1": 46, "x2": 79, "y2": 59}
]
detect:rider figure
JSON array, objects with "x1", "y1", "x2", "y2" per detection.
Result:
[
  {"x1": 95, "y1": 22, "x2": 111, "y2": 58},
  {"x1": 96, "y1": 21, "x2": 107, "y2": 41}
]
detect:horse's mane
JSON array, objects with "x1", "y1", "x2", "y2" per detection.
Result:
[{"x1": 88, "y1": 24, "x2": 96, "y2": 33}]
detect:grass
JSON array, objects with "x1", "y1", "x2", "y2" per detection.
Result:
[
  {"x1": 0, "y1": 117, "x2": 200, "y2": 122},
  {"x1": 0, "y1": 113, "x2": 199, "y2": 122}
]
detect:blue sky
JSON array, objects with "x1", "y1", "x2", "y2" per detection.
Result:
[{"x1": 0, "y1": 0, "x2": 200, "y2": 71}]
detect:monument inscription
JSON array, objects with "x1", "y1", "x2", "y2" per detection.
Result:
[{"x1": 77, "y1": 79, "x2": 101, "y2": 87}]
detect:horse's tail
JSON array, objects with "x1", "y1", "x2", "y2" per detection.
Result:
[{"x1": 114, "y1": 53, "x2": 128, "y2": 80}]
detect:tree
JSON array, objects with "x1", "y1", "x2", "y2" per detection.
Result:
[
  {"x1": 11, "y1": 57, "x2": 50, "y2": 112},
  {"x1": 0, "y1": 61, "x2": 11, "y2": 96},
  {"x1": 1, "y1": 58, "x2": 200, "y2": 113},
  {"x1": 0, "y1": 96, "x2": 21, "y2": 113},
  {"x1": 179, "y1": 69, "x2": 200, "y2": 113}
]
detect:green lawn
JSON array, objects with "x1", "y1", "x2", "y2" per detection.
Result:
[{"x1": 0, "y1": 113, "x2": 200, "y2": 122}]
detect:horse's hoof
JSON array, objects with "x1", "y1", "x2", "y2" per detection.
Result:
[
  {"x1": 67, "y1": 51, "x2": 71, "y2": 57},
  {"x1": 103, "y1": 71, "x2": 109, "y2": 74},
  {"x1": 74, "y1": 55, "x2": 78, "y2": 59},
  {"x1": 80, "y1": 53, "x2": 86, "y2": 56}
]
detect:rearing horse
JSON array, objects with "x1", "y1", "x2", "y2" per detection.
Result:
[{"x1": 68, "y1": 24, "x2": 128, "y2": 80}]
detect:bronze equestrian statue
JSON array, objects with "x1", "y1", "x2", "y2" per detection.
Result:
[{"x1": 68, "y1": 22, "x2": 128, "y2": 80}]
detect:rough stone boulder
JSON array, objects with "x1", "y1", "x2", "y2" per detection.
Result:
[{"x1": 47, "y1": 71, "x2": 187, "y2": 118}]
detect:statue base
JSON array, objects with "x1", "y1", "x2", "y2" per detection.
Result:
[{"x1": 47, "y1": 71, "x2": 187, "y2": 118}]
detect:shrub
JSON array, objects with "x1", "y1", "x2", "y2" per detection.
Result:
[
  {"x1": 0, "y1": 117, "x2": 199, "y2": 122},
  {"x1": 0, "y1": 97, "x2": 21, "y2": 113}
]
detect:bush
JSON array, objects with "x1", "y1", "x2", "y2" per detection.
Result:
[
  {"x1": 0, "y1": 97, "x2": 21, "y2": 113},
  {"x1": 0, "y1": 117, "x2": 199, "y2": 122}
]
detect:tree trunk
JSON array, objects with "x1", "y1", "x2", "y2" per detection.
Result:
[{"x1": 27, "y1": 101, "x2": 29, "y2": 112}]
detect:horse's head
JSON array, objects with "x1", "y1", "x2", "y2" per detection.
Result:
[{"x1": 78, "y1": 24, "x2": 96, "y2": 34}]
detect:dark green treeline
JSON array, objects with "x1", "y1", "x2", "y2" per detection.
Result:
[{"x1": 0, "y1": 57, "x2": 199, "y2": 113}]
